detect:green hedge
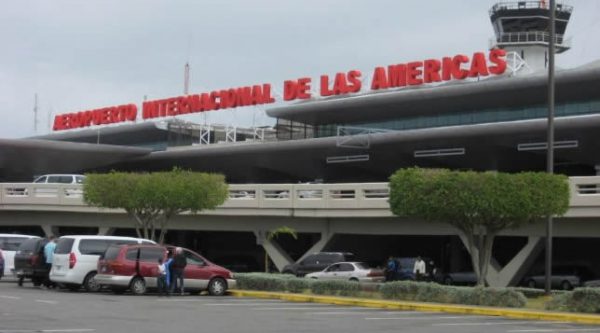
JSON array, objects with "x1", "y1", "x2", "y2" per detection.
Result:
[
  {"x1": 310, "y1": 280, "x2": 361, "y2": 297},
  {"x1": 234, "y1": 273, "x2": 526, "y2": 308},
  {"x1": 380, "y1": 281, "x2": 526, "y2": 308},
  {"x1": 546, "y1": 288, "x2": 600, "y2": 313}
]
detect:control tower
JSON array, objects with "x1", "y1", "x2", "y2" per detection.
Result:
[{"x1": 489, "y1": 1, "x2": 573, "y2": 72}]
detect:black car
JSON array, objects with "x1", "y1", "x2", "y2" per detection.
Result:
[
  {"x1": 282, "y1": 252, "x2": 354, "y2": 277},
  {"x1": 14, "y1": 238, "x2": 50, "y2": 287}
]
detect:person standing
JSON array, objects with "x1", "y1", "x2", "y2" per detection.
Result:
[
  {"x1": 157, "y1": 258, "x2": 168, "y2": 296},
  {"x1": 43, "y1": 235, "x2": 57, "y2": 288},
  {"x1": 385, "y1": 256, "x2": 397, "y2": 282},
  {"x1": 413, "y1": 256, "x2": 426, "y2": 281},
  {"x1": 170, "y1": 247, "x2": 187, "y2": 296}
]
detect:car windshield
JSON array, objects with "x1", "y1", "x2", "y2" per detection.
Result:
[{"x1": 18, "y1": 238, "x2": 39, "y2": 252}]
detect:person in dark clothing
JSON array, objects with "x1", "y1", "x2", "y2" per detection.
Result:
[
  {"x1": 170, "y1": 247, "x2": 187, "y2": 295},
  {"x1": 385, "y1": 256, "x2": 397, "y2": 282}
]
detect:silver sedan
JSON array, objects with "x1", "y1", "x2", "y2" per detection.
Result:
[{"x1": 305, "y1": 262, "x2": 385, "y2": 282}]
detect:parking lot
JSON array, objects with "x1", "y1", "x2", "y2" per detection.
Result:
[{"x1": 1, "y1": 279, "x2": 599, "y2": 333}]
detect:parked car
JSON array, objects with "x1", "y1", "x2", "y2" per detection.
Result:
[
  {"x1": 0, "y1": 234, "x2": 39, "y2": 277},
  {"x1": 306, "y1": 262, "x2": 384, "y2": 282},
  {"x1": 282, "y1": 252, "x2": 355, "y2": 277},
  {"x1": 522, "y1": 265, "x2": 593, "y2": 290},
  {"x1": 14, "y1": 237, "x2": 49, "y2": 287},
  {"x1": 33, "y1": 174, "x2": 86, "y2": 184},
  {"x1": 441, "y1": 271, "x2": 477, "y2": 285},
  {"x1": 95, "y1": 244, "x2": 236, "y2": 296},
  {"x1": 49, "y1": 235, "x2": 155, "y2": 292}
]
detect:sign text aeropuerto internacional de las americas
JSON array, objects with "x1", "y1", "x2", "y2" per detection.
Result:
[{"x1": 52, "y1": 50, "x2": 507, "y2": 131}]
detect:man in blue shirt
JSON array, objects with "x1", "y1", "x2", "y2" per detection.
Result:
[{"x1": 43, "y1": 235, "x2": 56, "y2": 288}]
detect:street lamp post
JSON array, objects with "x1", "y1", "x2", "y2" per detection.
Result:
[{"x1": 545, "y1": 0, "x2": 556, "y2": 295}]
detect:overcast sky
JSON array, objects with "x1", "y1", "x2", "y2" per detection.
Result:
[{"x1": 1, "y1": 0, "x2": 598, "y2": 139}]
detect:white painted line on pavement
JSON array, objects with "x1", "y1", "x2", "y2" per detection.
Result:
[
  {"x1": 507, "y1": 328, "x2": 600, "y2": 332},
  {"x1": 35, "y1": 299, "x2": 58, "y2": 305},
  {"x1": 0, "y1": 329, "x2": 95, "y2": 333},
  {"x1": 365, "y1": 316, "x2": 467, "y2": 320},
  {"x1": 255, "y1": 307, "x2": 341, "y2": 310},
  {"x1": 203, "y1": 302, "x2": 289, "y2": 306},
  {"x1": 0, "y1": 295, "x2": 20, "y2": 299},
  {"x1": 307, "y1": 310, "x2": 395, "y2": 315},
  {"x1": 433, "y1": 321, "x2": 567, "y2": 326}
]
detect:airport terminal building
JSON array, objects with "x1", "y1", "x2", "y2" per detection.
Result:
[{"x1": 1, "y1": 2, "x2": 600, "y2": 286}]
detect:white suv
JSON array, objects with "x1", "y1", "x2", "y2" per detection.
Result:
[
  {"x1": 0, "y1": 234, "x2": 40, "y2": 277},
  {"x1": 49, "y1": 235, "x2": 155, "y2": 291}
]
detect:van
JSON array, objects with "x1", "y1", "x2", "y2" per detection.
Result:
[
  {"x1": 49, "y1": 235, "x2": 154, "y2": 291},
  {"x1": 96, "y1": 244, "x2": 235, "y2": 296},
  {"x1": 0, "y1": 234, "x2": 40, "y2": 277},
  {"x1": 14, "y1": 237, "x2": 49, "y2": 286},
  {"x1": 33, "y1": 174, "x2": 86, "y2": 184}
]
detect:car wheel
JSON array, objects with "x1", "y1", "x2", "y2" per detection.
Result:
[
  {"x1": 561, "y1": 280, "x2": 573, "y2": 290},
  {"x1": 349, "y1": 278, "x2": 359, "y2": 282},
  {"x1": 207, "y1": 277, "x2": 227, "y2": 296},
  {"x1": 282, "y1": 270, "x2": 294, "y2": 275},
  {"x1": 527, "y1": 279, "x2": 537, "y2": 289},
  {"x1": 130, "y1": 277, "x2": 146, "y2": 295},
  {"x1": 443, "y1": 276, "x2": 453, "y2": 285},
  {"x1": 83, "y1": 272, "x2": 101, "y2": 292}
]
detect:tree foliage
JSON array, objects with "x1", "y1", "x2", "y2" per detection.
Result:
[
  {"x1": 389, "y1": 168, "x2": 569, "y2": 286},
  {"x1": 84, "y1": 169, "x2": 229, "y2": 243}
]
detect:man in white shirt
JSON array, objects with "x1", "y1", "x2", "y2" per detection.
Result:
[{"x1": 413, "y1": 256, "x2": 426, "y2": 281}]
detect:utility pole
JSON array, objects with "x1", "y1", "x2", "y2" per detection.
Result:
[{"x1": 545, "y1": 0, "x2": 556, "y2": 295}]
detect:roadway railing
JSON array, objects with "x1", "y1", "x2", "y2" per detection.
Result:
[
  {"x1": 0, "y1": 182, "x2": 391, "y2": 210},
  {"x1": 1, "y1": 177, "x2": 599, "y2": 211}
]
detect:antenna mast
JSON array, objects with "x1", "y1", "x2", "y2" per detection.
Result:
[{"x1": 184, "y1": 62, "x2": 190, "y2": 95}]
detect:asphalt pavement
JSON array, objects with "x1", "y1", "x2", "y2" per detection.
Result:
[{"x1": 1, "y1": 278, "x2": 599, "y2": 333}]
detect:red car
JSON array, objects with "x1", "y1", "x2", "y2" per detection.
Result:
[{"x1": 95, "y1": 244, "x2": 236, "y2": 296}]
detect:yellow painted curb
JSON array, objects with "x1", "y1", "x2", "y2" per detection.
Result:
[{"x1": 229, "y1": 290, "x2": 600, "y2": 325}]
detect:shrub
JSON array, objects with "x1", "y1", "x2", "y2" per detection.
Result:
[
  {"x1": 286, "y1": 278, "x2": 312, "y2": 293},
  {"x1": 509, "y1": 287, "x2": 566, "y2": 298},
  {"x1": 546, "y1": 288, "x2": 600, "y2": 313},
  {"x1": 310, "y1": 280, "x2": 361, "y2": 297},
  {"x1": 380, "y1": 281, "x2": 526, "y2": 308},
  {"x1": 234, "y1": 273, "x2": 288, "y2": 292}
]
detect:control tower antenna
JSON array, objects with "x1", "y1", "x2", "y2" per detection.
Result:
[
  {"x1": 184, "y1": 62, "x2": 190, "y2": 95},
  {"x1": 489, "y1": 1, "x2": 573, "y2": 72},
  {"x1": 33, "y1": 93, "x2": 39, "y2": 133}
]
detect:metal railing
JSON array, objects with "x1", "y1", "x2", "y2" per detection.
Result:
[
  {"x1": 489, "y1": 1, "x2": 573, "y2": 16},
  {"x1": 491, "y1": 32, "x2": 571, "y2": 49},
  {"x1": 2, "y1": 177, "x2": 600, "y2": 212}
]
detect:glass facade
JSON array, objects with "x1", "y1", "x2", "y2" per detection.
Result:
[{"x1": 314, "y1": 99, "x2": 600, "y2": 138}]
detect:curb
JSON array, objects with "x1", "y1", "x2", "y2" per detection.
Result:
[{"x1": 229, "y1": 290, "x2": 600, "y2": 325}]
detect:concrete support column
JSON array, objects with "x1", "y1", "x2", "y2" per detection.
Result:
[
  {"x1": 296, "y1": 230, "x2": 333, "y2": 263},
  {"x1": 459, "y1": 233, "x2": 542, "y2": 287},
  {"x1": 97, "y1": 227, "x2": 115, "y2": 236},
  {"x1": 41, "y1": 225, "x2": 60, "y2": 237},
  {"x1": 254, "y1": 230, "x2": 294, "y2": 272}
]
